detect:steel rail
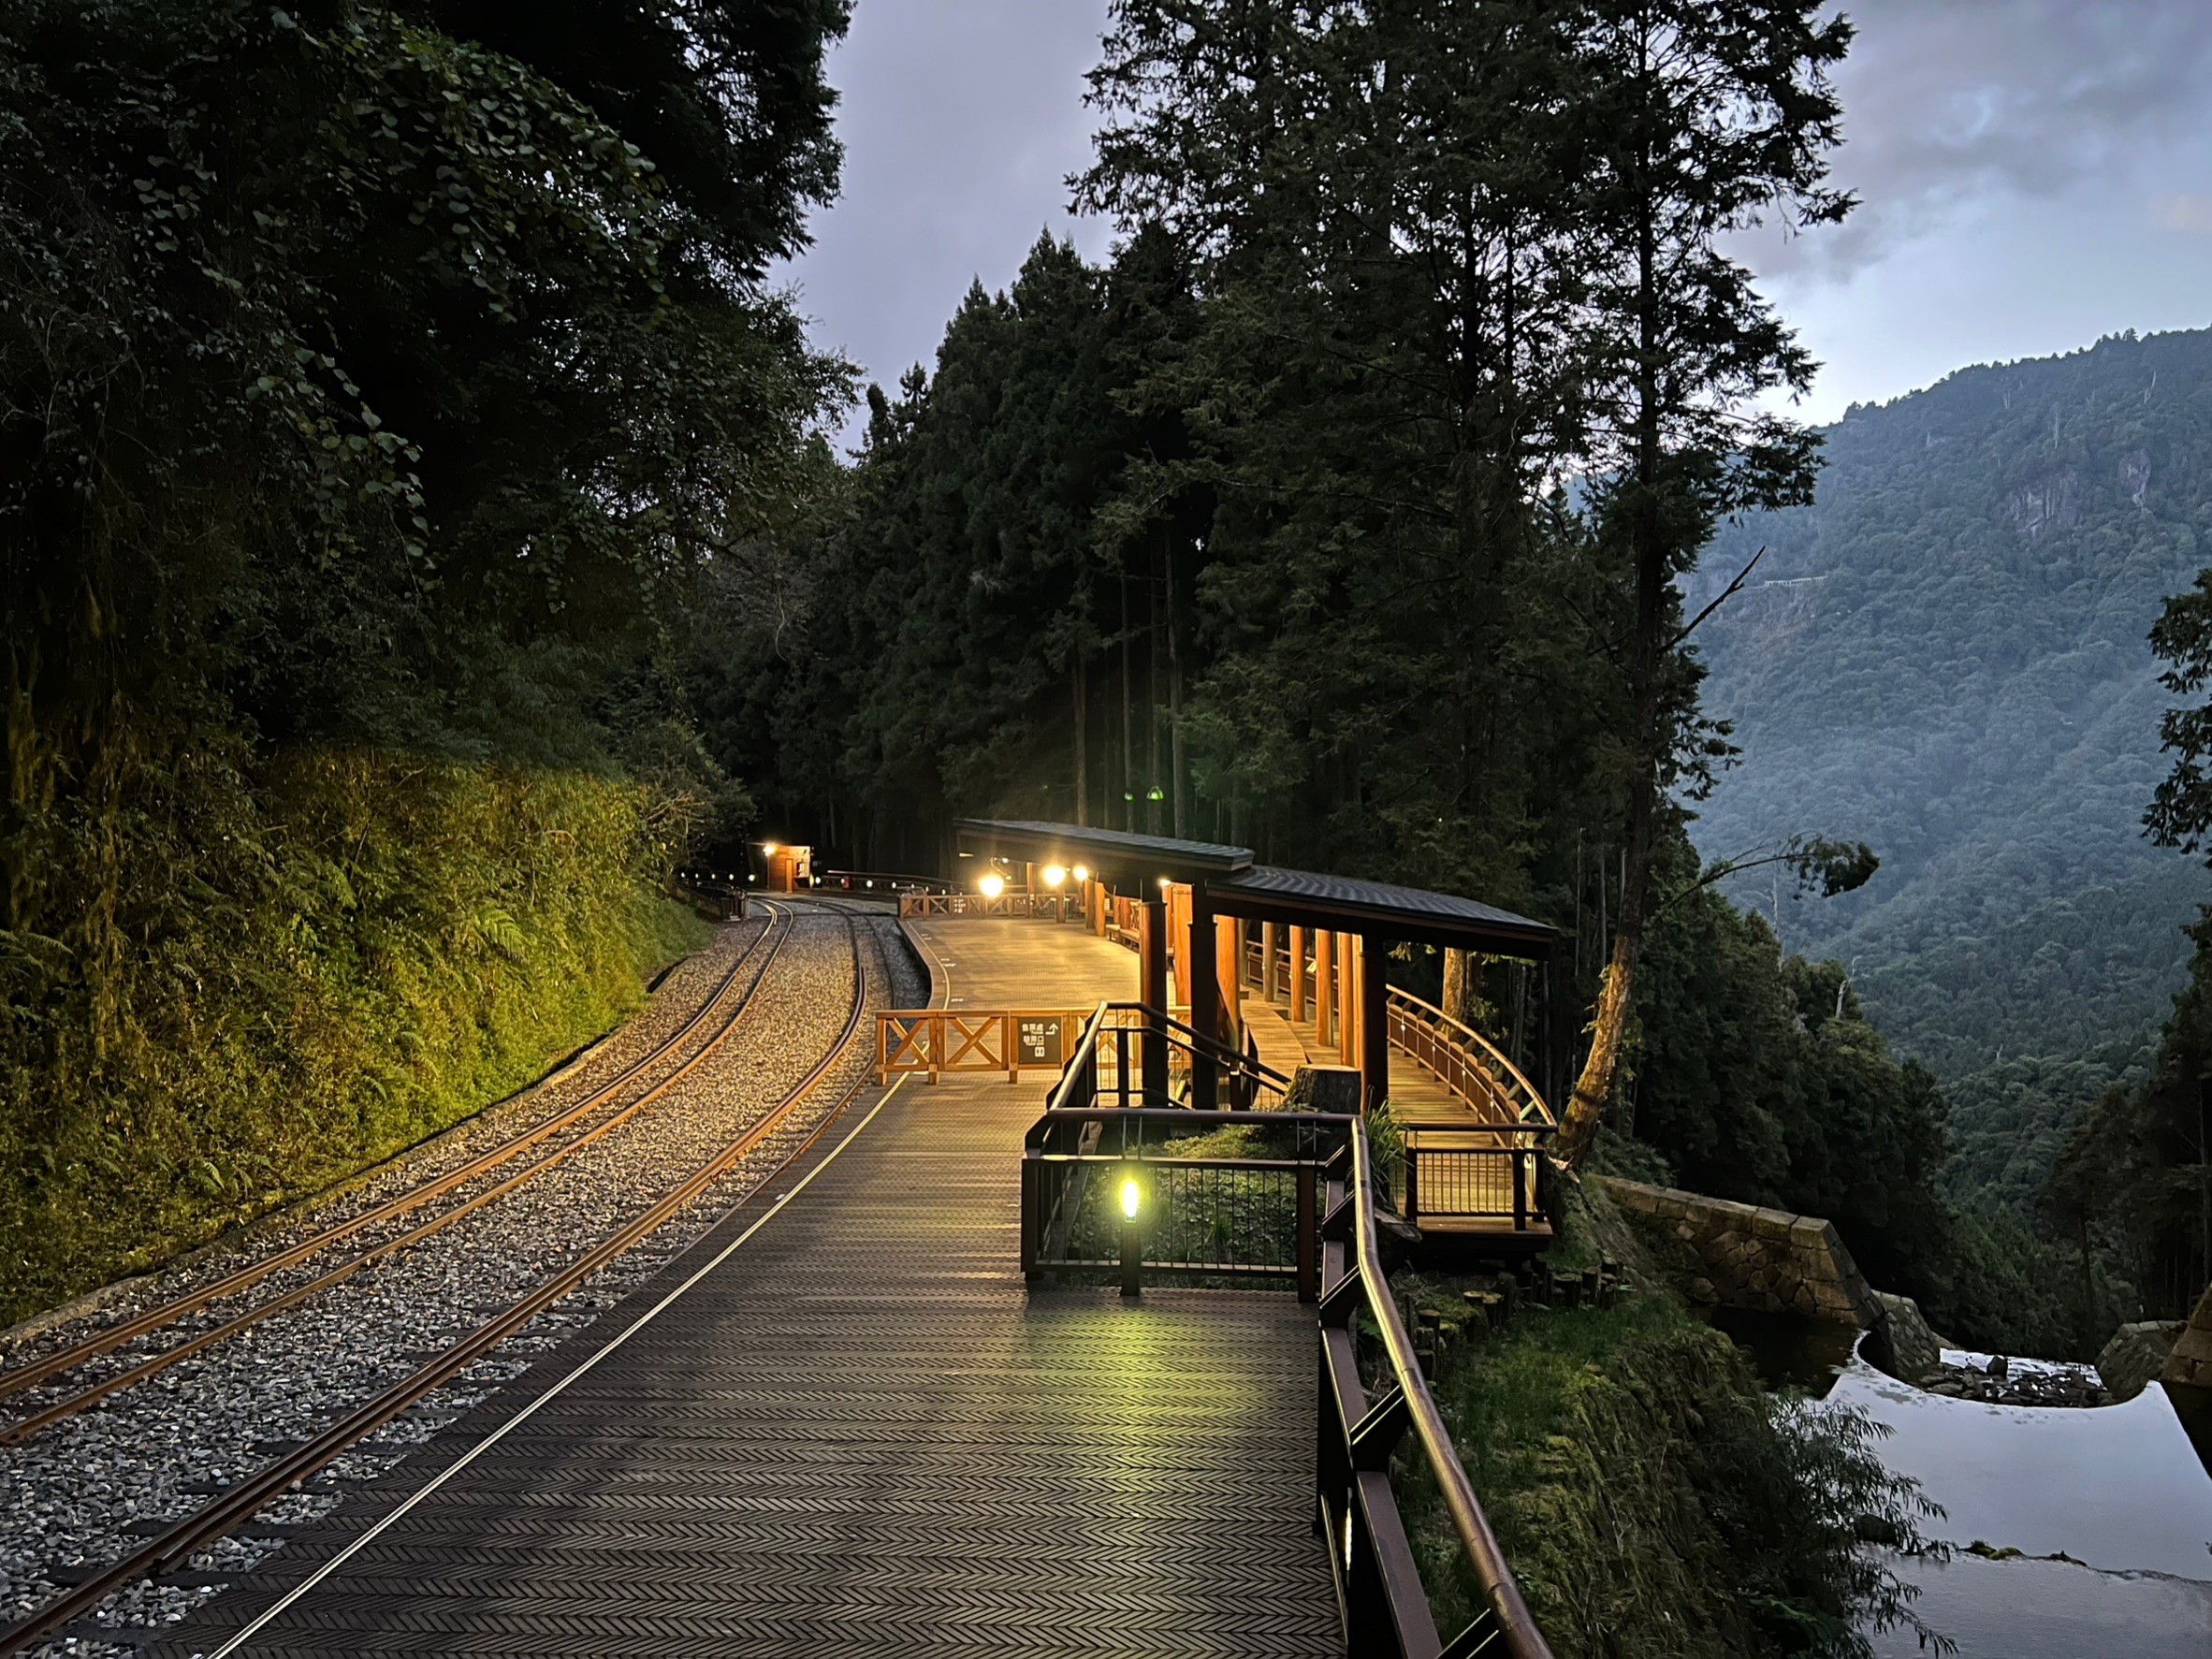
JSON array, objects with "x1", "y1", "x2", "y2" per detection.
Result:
[
  {"x1": 0, "y1": 908, "x2": 807, "y2": 1446},
  {"x1": 0, "y1": 908, "x2": 785, "y2": 1412},
  {"x1": 0, "y1": 907, "x2": 877, "y2": 1659}
]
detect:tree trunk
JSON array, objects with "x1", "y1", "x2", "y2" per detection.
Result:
[
  {"x1": 1119, "y1": 575, "x2": 1135, "y2": 832},
  {"x1": 1442, "y1": 948, "x2": 1481, "y2": 1028},
  {"x1": 1557, "y1": 93, "x2": 1666, "y2": 1171},
  {"x1": 1166, "y1": 533, "x2": 1187, "y2": 838},
  {"x1": 1072, "y1": 655, "x2": 1089, "y2": 827}
]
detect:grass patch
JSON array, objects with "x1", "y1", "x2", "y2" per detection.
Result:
[
  {"x1": 1386, "y1": 1176, "x2": 1944, "y2": 1656},
  {"x1": 0, "y1": 752, "x2": 708, "y2": 1324},
  {"x1": 1403, "y1": 1294, "x2": 1942, "y2": 1658}
]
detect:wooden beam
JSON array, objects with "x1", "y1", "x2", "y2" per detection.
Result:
[
  {"x1": 1361, "y1": 933, "x2": 1390, "y2": 1113},
  {"x1": 1188, "y1": 893, "x2": 1219, "y2": 1111},
  {"x1": 1289, "y1": 926, "x2": 1308, "y2": 1023},
  {"x1": 1141, "y1": 895, "x2": 1169, "y2": 1102},
  {"x1": 1314, "y1": 928, "x2": 1334, "y2": 1049},
  {"x1": 1338, "y1": 932, "x2": 1357, "y2": 1067}
]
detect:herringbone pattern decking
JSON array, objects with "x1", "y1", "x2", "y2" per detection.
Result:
[{"x1": 157, "y1": 930, "x2": 1336, "y2": 1658}]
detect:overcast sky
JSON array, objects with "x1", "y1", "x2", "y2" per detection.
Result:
[{"x1": 778, "y1": 1, "x2": 2212, "y2": 446}]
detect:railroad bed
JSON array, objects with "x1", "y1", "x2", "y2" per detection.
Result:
[{"x1": 1, "y1": 900, "x2": 921, "y2": 1657}]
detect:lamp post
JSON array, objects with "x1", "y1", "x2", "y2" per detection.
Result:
[{"x1": 1119, "y1": 1165, "x2": 1143, "y2": 1298}]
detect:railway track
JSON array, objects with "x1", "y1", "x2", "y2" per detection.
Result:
[
  {"x1": 1, "y1": 903, "x2": 883, "y2": 1658},
  {"x1": 0, "y1": 904, "x2": 795, "y2": 1446}
]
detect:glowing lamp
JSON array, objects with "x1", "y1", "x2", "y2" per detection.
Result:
[
  {"x1": 1120, "y1": 1178, "x2": 1142, "y2": 1221},
  {"x1": 1146, "y1": 785, "x2": 1165, "y2": 802},
  {"x1": 1041, "y1": 865, "x2": 1068, "y2": 889},
  {"x1": 978, "y1": 872, "x2": 1007, "y2": 900},
  {"x1": 1071, "y1": 865, "x2": 1090, "y2": 883},
  {"x1": 762, "y1": 841, "x2": 779, "y2": 855}
]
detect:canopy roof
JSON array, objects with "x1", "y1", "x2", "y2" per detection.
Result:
[
  {"x1": 954, "y1": 819, "x2": 1555, "y2": 960},
  {"x1": 954, "y1": 819, "x2": 1252, "y2": 886},
  {"x1": 1206, "y1": 866, "x2": 1555, "y2": 957}
]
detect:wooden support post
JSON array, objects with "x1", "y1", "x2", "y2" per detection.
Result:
[
  {"x1": 1188, "y1": 893, "x2": 1219, "y2": 1112},
  {"x1": 1315, "y1": 928, "x2": 1335, "y2": 1048},
  {"x1": 1261, "y1": 922, "x2": 1279, "y2": 1001},
  {"x1": 1289, "y1": 926, "x2": 1308, "y2": 1023},
  {"x1": 1338, "y1": 933, "x2": 1357, "y2": 1067},
  {"x1": 1141, "y1": 895, "x2": 1170, "y2": 1103},
  {"x1": 1361, "y1": 933, "x2": 1390, "y2": 1113},
  {"x1": 1219, "y1": 914, "x2": 1243, "y2": 1041}
]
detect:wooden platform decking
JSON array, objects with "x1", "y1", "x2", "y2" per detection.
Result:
[
  {"x1": 157, "y1": 916, "x2": 1336, "y2": 1658},
  {"x1": 1241, "y1": 999, "x2": 1486, "y2": 1131}
]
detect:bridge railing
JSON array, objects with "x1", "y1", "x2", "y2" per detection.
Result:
[
  {"x1": 1021, "y1": 1025, "x2": 1554, "y2": 1658},
  {"x1": 1321, "y1": 1128, "x2": 1556, "y2": 1659},
  {"x1": 1385, "y1": 986, "x2": 1555, "y2": 1127}
]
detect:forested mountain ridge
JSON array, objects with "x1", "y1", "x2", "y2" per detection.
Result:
[{"x1": 1691, "y1": 327, "x2": 2212, "y2": 1206}]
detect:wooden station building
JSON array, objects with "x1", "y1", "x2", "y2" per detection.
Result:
[{"x1": 952, "y1": 820, "x2": 1559, "y2": 1122}]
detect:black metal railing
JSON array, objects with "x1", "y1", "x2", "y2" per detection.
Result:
[
  {"x1": 1043, "y1": 1001, "x2": 1291, "y2": 1114},
  {"x1": 1318, "y1": 1130, "x2": 1555, "y2": 1659},
  {"x1": 1019, "y1": 1106, "x2": 1342, "y2": 1297},
  {"x1": 1397, "y1": 1128, "x2": 1557, "y2": 1233},
  {"x1": 1023, "y1": 1007, "x2": 1555, "y2": 1658},
  {"x1": 671, "y1": 875, "x2": 746, "y2": 921}
]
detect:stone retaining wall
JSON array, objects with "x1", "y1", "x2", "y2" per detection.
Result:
[
  {"x1": 1597, "y1": 1177, "x2": 1882, "y2": 1328},
  {"x1": 2160, "y1": 1281, "x2": 2212, "y2": 1391}
]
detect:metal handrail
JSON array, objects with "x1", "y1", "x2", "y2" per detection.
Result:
[
  {"x1": 1327, "y1": 1124, "x2": 1554, "y2": 1657},
  {"x1": 1021, "y1": 1055, "x2": 1553, "y2": 1652},
  {"x1": 1103, "y1": 1000, "x2": 1293, "y2": 1091},
  {"x1": 1387, "y1": 985, "x2": 1555, "y2": 1127}
]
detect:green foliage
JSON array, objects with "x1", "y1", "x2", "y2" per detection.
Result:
[
  {"x1": 1416, "y1": 1295, "x2": 1941, "y2": 1658},
  {"x1": 2044, "y1": 908, "x2": 2212, "y2": 1327},
  {"x1": 0, "y1": 753, "x2": 703, "y2": 1321},
  {"x1": 706, "y1": 2, "x2": 1974, "y2": 1341},
  {"x1": 1632, "y1": 858, "x2": 1961, "y2": 1326},
  {"x1": 1691, "y1": 327, "x2": 2212, "y2": 1202},
  {"x1": 0, "y1": 0, "x2": 842, "y2": 1316}
]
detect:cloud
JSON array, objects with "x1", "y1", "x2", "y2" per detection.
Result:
[
  {"x1": 2154, "y1": 193, "x2": 2212, "y2": 234},
  {"x1": 1758, "y1": 0, "x2": 2212, "y2": 277}
]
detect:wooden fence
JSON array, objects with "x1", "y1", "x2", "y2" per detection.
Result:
[{"x1": 876, "y1": 1009, "x2": 1094, "y2": 1084}]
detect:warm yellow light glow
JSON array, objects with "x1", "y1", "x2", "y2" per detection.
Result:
[
  {"x1": 1041, "y1": 865, "x2": 1068, "y2": 889},
  {"x1": 1120, "y1": 1178, "x2": 1142, "y2": 1221},
  {"x1": 1157, "y1": 875, "x2": 1171, "y2": 890},
  {"x1": 1071, "y1": 865, "x2": 1090, "y2": 883},
  {"x1": 762, "y1": 841, "x2": 779, "y2": 855},
  {"x1": 978, "y1": 872, "x2": 1007, "y2": 900}
]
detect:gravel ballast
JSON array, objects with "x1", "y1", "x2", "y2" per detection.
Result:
[{"x1": 2, "y1": 900, "x2": 926, "y2": 1655}]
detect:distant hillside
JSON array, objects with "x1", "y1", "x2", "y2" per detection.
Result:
[{"x1": 1690, "y1": 327, "x2": 2212, "y2": 1208}]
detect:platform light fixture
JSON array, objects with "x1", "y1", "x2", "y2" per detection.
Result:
[
  {"x1": 1146, "y1": 785, "x2": 1165, "y2": 802},
  {"x1": 762, "y1": 841, "x2": 778, "y2": 855},
  {"x1": 1041, "y1": 865, "x2": 1068, "y2": 889},
  {"x1": 1071, "y1": 864, "x2": 1090, "y2": 883},
  {"x1": 1120, "y1": 1177, "x2": 1142, "y2": 1221},
  {"x1": 978, "y1": 872, "x2": 1007, "y2": 900}
]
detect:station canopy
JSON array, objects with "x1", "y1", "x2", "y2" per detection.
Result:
[{"x1": 954, "y1": 819, "x2": 1555, "y2": 960}]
